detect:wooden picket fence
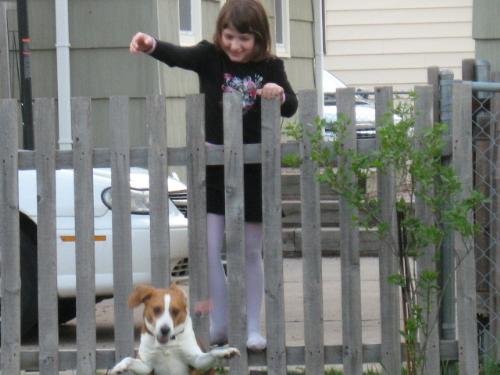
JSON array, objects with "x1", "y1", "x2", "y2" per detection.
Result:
[{"x1": 0, "y1": 85, "x2": 479, "y2": 374}]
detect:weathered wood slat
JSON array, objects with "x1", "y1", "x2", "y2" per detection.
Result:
[
  {"x1": 452, "y1": 82, "x2": 479, "y2": 374},
  {"x1": 223, "y1": 92, "x2": 248, "y2": 373},
  {"x1": 186, "y1": 94, "x2": 210, "y2": 343},
  {"x1": 19, "y1": 141, "x2": 384, "y2": 170},
  {"x1": 2, "y1": 341, "x2": 461, "y2": 370},
  {"x1": 337, "y1": 87, "x2": 363, "y2": 375},
  {"x1": 298, "y1": 90, "x2": 325, "y2": 374},
  {"x1": 261, "y1": 97, "x2": 287, "y2": 375},
  {"x1": 72, "y1": 97, "x2": 97, "y2": 374},
  {"x1": 414, "y1": 85, "x2": 441, "y2": 374},
  {"x1": 147, "y1": 95, "x2": 171, "y2": 288},
  {"x1": 34, "y1": 98, "x2": 59, "y2": 375},
  {"x1": 109, "y1": 96, "x2": 135, "y2": 361},
  {"x1": 374, "y1": 86, "x2": 402, "y2": 375},
  {"x1": 0, "y1": 99, "x2": 21, "y2": 374}
]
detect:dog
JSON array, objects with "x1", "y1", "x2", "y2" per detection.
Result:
[{"x1": 109, "y1": 283, "x2": 240, "y2": 375}]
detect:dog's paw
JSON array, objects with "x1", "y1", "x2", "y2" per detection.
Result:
[
  {"x1": 210, "y1": 346, "x2": 241, "y2": 359},
  {"x1": 109, "y1": 357, "x2": 132, "y2": 374}
]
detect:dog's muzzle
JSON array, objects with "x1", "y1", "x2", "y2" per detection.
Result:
[{"x1": 156, "y1": 325, "x2": 171, "y2": 345}]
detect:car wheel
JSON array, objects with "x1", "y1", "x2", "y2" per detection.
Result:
[
  {"x1": 58, "y1": 298, "x2": 77, "y2": 324},
  {"x1": 20, "y1": 225, "x2": 39, "y2": 337},
  {"x1": 0, "y1": 223, "x2": 40, "y2": 338}
]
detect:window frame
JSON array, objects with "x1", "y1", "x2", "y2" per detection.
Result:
[
  {"x1": 274, "y1": 0, "x2": 290, "y2": 57},
  {"x1": 179, "y1": 0, "x2": 202, "y2": 46}
]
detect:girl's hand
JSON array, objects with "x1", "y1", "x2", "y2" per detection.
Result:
[
  {"x1": 257, "y1": 83, "x2": 285, "y2": 103},
  {"x1": 130, "y1": 32, "x2": 156, "y2": 54}
]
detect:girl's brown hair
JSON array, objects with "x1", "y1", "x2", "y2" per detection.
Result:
[{"x1": 214, "y1": 0, "x2": 273, "y2": 62}]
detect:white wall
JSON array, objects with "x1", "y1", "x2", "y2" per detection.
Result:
[{"x1": 324, "y1": 0, "x2": 474, "y2": 91}]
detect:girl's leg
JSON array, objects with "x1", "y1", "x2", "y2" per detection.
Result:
[
  {"x1": 244, "y1": 222, "x2": 266, "y2": 350},
  {"x1": 207, "y1": 213, "x2": 228, "y2": 345}
]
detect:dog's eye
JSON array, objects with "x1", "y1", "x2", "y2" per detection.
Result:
[
  {"x1": 170, "y1": 307, "x2": 179, "y2": 318},
  {"x1": 153, "y1": 306, "x2": 162, "y2": 315}
]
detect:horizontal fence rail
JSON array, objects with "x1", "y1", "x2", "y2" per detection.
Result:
[{"x1": 0, "y1": 82, "x2": 480, "y2": 374}]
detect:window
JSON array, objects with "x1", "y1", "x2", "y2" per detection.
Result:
[
  {"x1": 179, "y1": 0, "x2": 202, "y2": 46},
  {"x1": 274, "y1": 0, "x2": 290, "y2": 57}
]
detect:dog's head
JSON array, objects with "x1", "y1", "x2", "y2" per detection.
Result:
[{"x1": 128, "y1": 283, "x2": 188, "y2": 345}]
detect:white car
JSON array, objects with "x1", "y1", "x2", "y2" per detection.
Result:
[
  {"x1": 322, "y1": 70, "x2": 377, "y2": 140},
  {"x1": 14, "y1": 167, "x2": 188, "y2": 335}
]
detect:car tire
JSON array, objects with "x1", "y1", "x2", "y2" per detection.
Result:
[
  {"x1": 0, "y1": 219, "x2": 40, "y2": 339},
  {"x1": 0, "y1": 222, "x2": 41, "y2": 340},
  {"x1": 20, "y1": 224, "x2": 39, "y2": 337},
  {"x1": 58, "y1": 298, "x2": 77, "y2": 324}
]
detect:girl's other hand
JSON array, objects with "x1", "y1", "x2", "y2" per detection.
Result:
[
  {"x1": 130, "y1": 32, "x2": 156, "y2": 54},
  {"x1": 256, "y1": 83, "x2": 285, "y2": 103}
]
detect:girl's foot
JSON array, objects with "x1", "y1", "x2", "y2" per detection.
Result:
[{"x1": 246, "y1": 332, "x2": 266, "y2": 351}]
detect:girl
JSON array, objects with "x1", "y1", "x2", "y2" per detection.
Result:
[{"x1": 130, "y1": 0, "x2": 298, "y2": 351}]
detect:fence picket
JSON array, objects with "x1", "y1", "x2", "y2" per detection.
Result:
[
  {"x1": 72, "y1": 97, "x2": 97, "y2": 374},
  {"x1": 0, "y1": 99, "x2": 21, "y2": 374},
  {"x1": 337, "y1": 88, "x2": 363, "y2": 375},
  {"x1": 452, "y1": 82, "x2": 479, "y2": 374},
  {"x1": 414, "y1": 86, "x2": 441, "y2": 373},
  {"x1": 186, "y1": 94, "x2": 210, "y2": 343},
  {"x1": 224, "y1": 92, "x2": 248, "y2": 373},
  {"x1": 109, "y1": 96, "x2": 135, "y2": 361},
  {"x1": 34, "y1": 98, "x2": 59, "y2": 375},
  {"x1": 298, "y1": 90, "x2": 325, "y2": 374},
  {"x1": 261, "y1": 97, "x2": 287, "y2": 375},
  {"x1": 374, "y1": 87, "x2": 402, "y2": 374},
  {"x1": 147, "y1": 95, "x2": 171, "y2": 288}
]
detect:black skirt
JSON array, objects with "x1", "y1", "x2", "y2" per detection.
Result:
[{"x1": 206, "y1": 164, "x2": 262, "y2": 223}]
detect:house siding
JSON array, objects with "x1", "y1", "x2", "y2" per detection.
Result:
[{"x1": 324, "y1": 0, "x2": 474, "y2": 91}]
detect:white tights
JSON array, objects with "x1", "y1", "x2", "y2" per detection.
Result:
[{"x1": 207, "y1": 213, "x2": 266, "y2": 350}]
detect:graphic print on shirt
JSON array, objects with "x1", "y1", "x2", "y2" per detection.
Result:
[{"x1": 222, "y1": 73, "x2": 263, "y2": 113}]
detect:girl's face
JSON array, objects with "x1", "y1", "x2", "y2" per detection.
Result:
[{"x1": 220, "y1": 26, "x2": 256, "y2": 63}]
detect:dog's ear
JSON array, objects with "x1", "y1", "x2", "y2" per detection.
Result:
[{"x1": 128, "y1": 284, "x2": 154, "y2": 308}]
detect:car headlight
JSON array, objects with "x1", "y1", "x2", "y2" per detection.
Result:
[{"x1": 101, "y1": 187, "x2": 150, "y2": 215}]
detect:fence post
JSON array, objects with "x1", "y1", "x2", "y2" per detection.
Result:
[
  {"x1": 337, "y1": 87, "x2": 363, "y2": 375},
  {"x1": 297, "y1": 90, "x2": 325, "y2": 374},
  {"x1": 186, "y1": 94, "x2": 210, "y2": 344},
  {"x1": 147, "y1": 95, "x2": 171, "y2": 288},
  {"x1": 34, "y1": 98, "x2": 59, "y2": 375},
  {"x1": 223, "y1": 92, "x2": 248, "y2": 373},
  {"x1": 414, "y1": 85, "x2": 441, "y2": 374},
  {"x1": 109, "y1": 96, "x2": 135, "y2": 361},
  {"x1": 72, "y1": 96, "x2": 97, "y2": 374},
  {"x1": 261, "y1": 97, "x2": 287, "y2": 375},
  {"x1": 490, "y1": 71, "x2": 500, "y2": 361},
  {"x1": 452, "y1": 82, "x2": 479, "y2": 374},
  {"x1": 375, "y1": 86, "x2": 402, "y2": 375},
  {"x1": 472, "y1": 62, "x2": 492, "y2": 353},
  {"x1": 438, "y1": 70, "x2": 457, "y2": 359},
  {"x1": 0, "y1": 99, "x2": 21, "y2": 374},
  {"x1": 427, "y1": 66, "x2": 440, "y2": 125}
]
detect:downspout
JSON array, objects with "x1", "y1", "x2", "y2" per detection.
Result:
[
  {"x1": 55, "y1": 0, "x2": 72, "y2": 150},
  {"x1": 312, "y1": 0, "x2": 324, "y2": 117}
]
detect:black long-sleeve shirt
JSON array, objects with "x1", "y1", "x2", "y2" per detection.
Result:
[{"x1": 150, "y1": 40, "x2": 298, "y2": 144}]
